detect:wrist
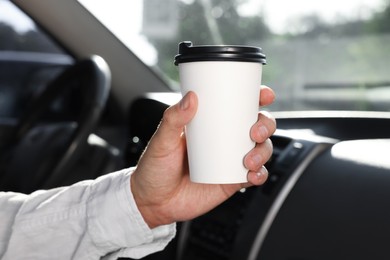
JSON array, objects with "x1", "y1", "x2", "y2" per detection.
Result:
[{"x1": 130, "y1": 174, "x2": 168, "y2": 229}]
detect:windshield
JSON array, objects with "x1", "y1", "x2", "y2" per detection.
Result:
[{"x1": 79, "y1": 0, "x2": 390, "y2": 112}]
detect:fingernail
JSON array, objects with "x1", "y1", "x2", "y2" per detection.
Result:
[
  {"x1": 258, "y1": 125, "x2": 269, "y2": 139},
  {"x1": 256, "y1": 166, "x2": 268, "y2": 179},
  {"x1": 180, "y1": 93, "x2": 190, "y2": 110},
  {"x1": 251, "y1": 154, "x2": 262, "y2": 166}
]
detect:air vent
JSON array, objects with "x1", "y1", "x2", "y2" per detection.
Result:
[{"x1": 265, "y1": 135, "x2": 292, "y2": 170}]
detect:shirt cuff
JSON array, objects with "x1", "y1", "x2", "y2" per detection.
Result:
[{"x1": 87, "y1": 167, "x2": 176, "y2": 259}]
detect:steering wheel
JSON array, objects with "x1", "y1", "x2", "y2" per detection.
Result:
[{"x1": 0, "y1": 55, "x2": 111, "y2": 193}]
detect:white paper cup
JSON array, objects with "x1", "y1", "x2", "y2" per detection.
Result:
[{"x1": 174, "y1": 41, "x2": 266, "y2": 184}]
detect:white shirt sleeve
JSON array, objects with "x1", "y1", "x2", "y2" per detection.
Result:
[{"x1": 0, "y1": 167, "x2": 176, "y2": 260}]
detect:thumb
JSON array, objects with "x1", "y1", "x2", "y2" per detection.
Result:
[{"x1": 150, "y1": 91, "x2": 198, "y2": 152}]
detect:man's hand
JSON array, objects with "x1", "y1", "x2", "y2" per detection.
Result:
[{"x1": 131, "y1": 86, "x2": 276, "y2": 228}]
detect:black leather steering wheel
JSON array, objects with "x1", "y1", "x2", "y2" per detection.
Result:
[{"x1": 0, "y1": 55, "x2": 111, "y2": 193}]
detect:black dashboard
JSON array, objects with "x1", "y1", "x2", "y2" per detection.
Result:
[{"x1": 127, "y1": 95, "x2": 390, "y2": 260}]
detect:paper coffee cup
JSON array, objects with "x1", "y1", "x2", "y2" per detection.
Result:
[{"x1": 174, "y1": 41, "x2": 266, "y2": 184}]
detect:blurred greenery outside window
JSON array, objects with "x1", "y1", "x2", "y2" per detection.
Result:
[{"x1": 84, "y1": 0, "x2": 390, "y2": 111}]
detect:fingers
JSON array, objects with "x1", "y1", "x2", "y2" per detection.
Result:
[
  {"x1": 247, "y1": 166, "x2": 269, "y2": 186},
  {"x1": 244, "y1": 101, "x2": 277, "y2": 187},
  {"x1": 244, "y1": 138, "x2": 273, "y2": 172},
  {"x1": 259, "y1": 85, "x2": 275, "y2": 107},
  {"x1": 163, "y1": 91, "x2": 198, "y2": 130},
  {"x1": 242, "y1": 139, "x2": 272, "y2": 187},
  {"x1": 250, "y1": 111, "x2": 277, "y2": 143},
  {"x1": 151, "y1": 91, "x2": 198, "y2": 150}
]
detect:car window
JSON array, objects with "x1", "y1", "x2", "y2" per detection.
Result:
[
  {"x1": 0, "y1": 0, "x2": 73, "y2": 119},
  {"x1": 79, "y1": 0, "x2": 390, "y2": 112},
  {"x1": 0, "y1": 0, "x2": 65, "y2": 54}
]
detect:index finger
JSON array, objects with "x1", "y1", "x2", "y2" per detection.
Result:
[{"x1": 260, "y1": 85, "x2": 275, "y2": 107}]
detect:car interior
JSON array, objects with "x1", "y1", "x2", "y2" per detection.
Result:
[{"x1": 1, "y1": 0, "x2": 390, "y2": 259}]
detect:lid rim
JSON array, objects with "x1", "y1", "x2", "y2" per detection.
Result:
[
  {"x1": 174, "y1": 41, "x2": 266, "y2": 65},
  {"x1": 174, "y1": 57, "x2": 267, "y2": 65}
]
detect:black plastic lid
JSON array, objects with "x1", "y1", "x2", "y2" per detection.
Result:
[{"x1": 174, "y1": 41, "x2": 266, "y2": 65}]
